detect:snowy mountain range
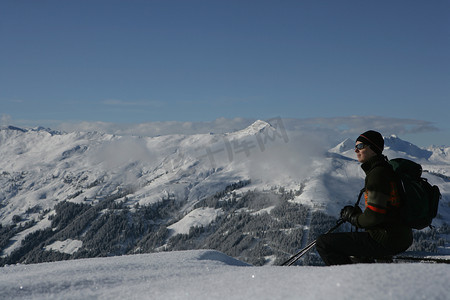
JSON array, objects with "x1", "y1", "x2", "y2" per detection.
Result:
[{"x1": 1, "y1": 121, "x2": 449, "y2": 266}]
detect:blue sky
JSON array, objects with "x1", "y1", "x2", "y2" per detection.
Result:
[{"x1": 1, "y1": 0, "x2": 449, "y2": 146}]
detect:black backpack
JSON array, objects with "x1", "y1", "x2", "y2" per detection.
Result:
[{"x1": 389, "y1": 158, "x2": 441, "y2": 230}]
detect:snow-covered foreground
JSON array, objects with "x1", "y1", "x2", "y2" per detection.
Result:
[{"x1": 1, "y1": 250, "x2": 449, "y2": 300}]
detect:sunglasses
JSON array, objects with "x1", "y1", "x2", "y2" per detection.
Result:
[{"x1": 355, "y1": 143, "x2": 367, "y2": 150}]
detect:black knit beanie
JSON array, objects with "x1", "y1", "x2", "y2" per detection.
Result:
[{"x1": 356, "y1": 130, "x2": 384, "y2": 154}]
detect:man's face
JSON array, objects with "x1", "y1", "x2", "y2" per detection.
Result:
[{"x1": 355, "y1": 141, "x2": 377, "y2": 163}]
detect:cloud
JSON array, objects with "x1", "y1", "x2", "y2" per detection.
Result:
[
  {"x1": 282, "y1": 116, "x2": 439, "y2": 143},
  {"x1": 102, "y1": 99, "x2": 164, "y2": 107},
  {"x1": 7, "y1": 99, "x2": 24, "y2": 104},
  {"x1": 246, "y1": 130, "x2": 327, "y2": 184},
  {"x1": 40, "y1": 115, "x2": 441, "y2": 147},
  {"x1": 57, "y1": 116, "x2": 437, "y2": 136},
  {"x1": 57, "y1": 118, "x2": 256, "y2": 137}
]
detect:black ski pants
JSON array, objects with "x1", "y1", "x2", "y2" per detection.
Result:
[{"x1": 315, "y1": 232, "x2": 394, "y2": 266}]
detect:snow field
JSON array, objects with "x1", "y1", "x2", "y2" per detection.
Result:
[{"x1": 0, "y1": 250, "x2": 449, "y2": 300}]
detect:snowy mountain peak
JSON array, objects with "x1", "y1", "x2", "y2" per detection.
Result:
[
  {"x1": 384, "y1": 135, "x2": 432, "y2": 159},
  {"x1": 228, "y1": 120, "x2": 271, "y2": 137},
  {"x1": 330, "y1": 135, "x2": 436, "y2": 160},
  {"x1": 1, "y1": 125, "x2": 27, "y2": 133},
  {"x1": 329, "y1": 138, "x2": 354, "y2": 153}
]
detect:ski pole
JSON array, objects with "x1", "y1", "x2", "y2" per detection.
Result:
[
  {"x1": 281, "y1": 219, "x2": 345, "y2": 266},
  {"x1": 281, "y1": 241, "x2": 316, "y2": 266}
]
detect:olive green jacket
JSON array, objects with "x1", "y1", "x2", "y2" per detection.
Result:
[{"x1": 355, "y1": 155, "x2": 413, "y2": 253}]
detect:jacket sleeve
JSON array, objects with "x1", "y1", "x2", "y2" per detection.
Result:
[{"x1": 355, "y1": 189, "x2": 389, "y2": 228}]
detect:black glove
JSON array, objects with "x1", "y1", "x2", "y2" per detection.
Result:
[{"x1": 340, "y1": 205, "x2": 362, "y2": 226}]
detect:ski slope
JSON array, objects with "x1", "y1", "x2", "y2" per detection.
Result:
[{"x1": 0, "y1": 250, "x2": 449, "y2": 300}]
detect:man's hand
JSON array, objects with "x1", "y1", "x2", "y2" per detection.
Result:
[{"x1": 340, "y1": 205, "x2": 362, "y2": 226}]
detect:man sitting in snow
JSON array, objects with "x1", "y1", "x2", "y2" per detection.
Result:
[{"x1": 315, "y1": 130, "x2": 413, "y2": 265}]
